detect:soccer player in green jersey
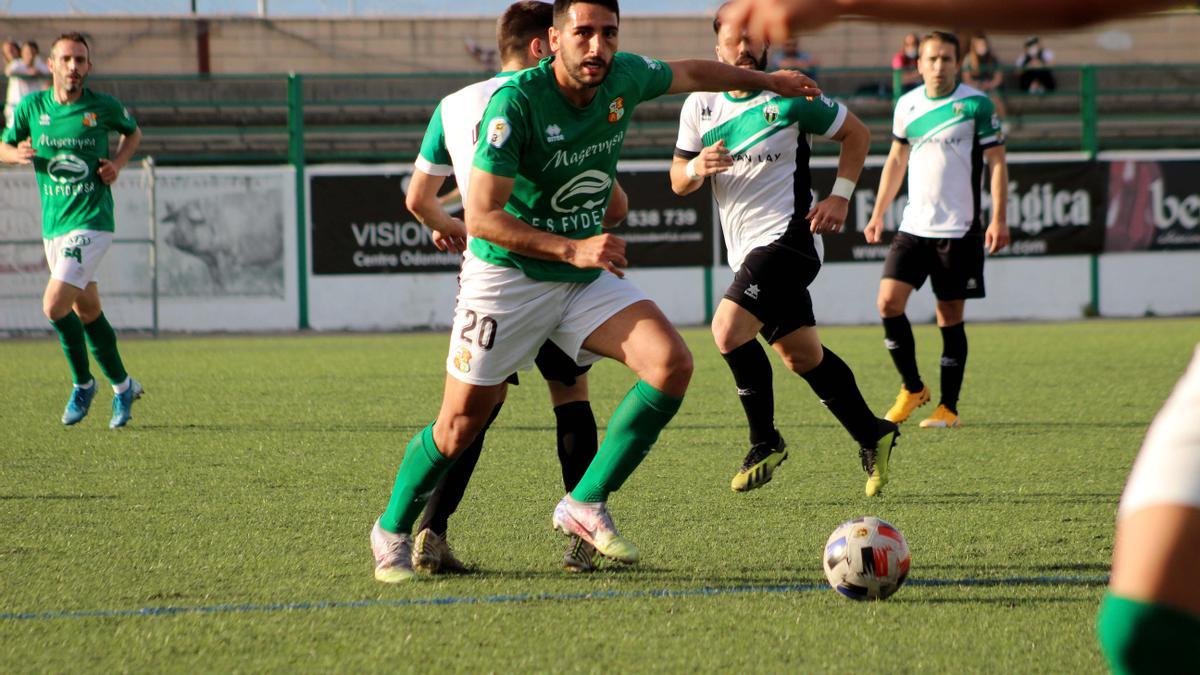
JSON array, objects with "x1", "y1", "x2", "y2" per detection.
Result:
[
  {"x1": 0, "y1": 33, "x2": 145, "y2": 429},
  {"x1": 369, "y1": 0, "x2": 822, "y2": 582}
]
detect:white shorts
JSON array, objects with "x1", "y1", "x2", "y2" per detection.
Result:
[
  {"x1": 445, "y1": 254, "x2": 649, "y2": 386},
  {"x1": 1118, "y1": 345, "x2": 1200, "y2": 519},
  {"x1": 43, "y1": 229, "x2": 113, "y2": 290}
]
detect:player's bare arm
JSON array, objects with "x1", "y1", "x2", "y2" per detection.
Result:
[
  {"x1": 466, "y1": 166, "x2": 628, "y2": 278},
  {"x1": 983, "y1": 145, "x2": 1010, "y2": 254},
  {"x1": 723, "y1": 0, "x2": 1190, "y2": 44},
  {"x1": 405, "y1": 169, "x2": 468, "y2": 253},
  {"x1": 97, "y1": 127, "x2": 141, "y2": 185},
  {"x1": 0, "y1": 139, "x2": 36, "y2": 164},
  {"x1": 670, "y1": 140, "x2": 732, "y2": 196},
  {"x1": 664, "y1": 59, "x2": 821, "y2": 99},
  {"x1": 864, "y1": 140, "x2": 910, "y2": 244},
  {"x1": 807, "y1": 110, "x2": 869, "y2": 234},
  {"x1": 602, "y1": 181, "x2": 628, "y2": 228}
]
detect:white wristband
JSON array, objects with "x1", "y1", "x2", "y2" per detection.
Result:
[
  {"x1": 685, "y1": 157, "x2": 701, "y2": 182},
  {"x1": 831, "y1": 176, "x2": 855, "y2": 200}
]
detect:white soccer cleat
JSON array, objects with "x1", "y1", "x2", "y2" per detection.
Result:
[
  {"x1": 371, "y1": 518, "x2": 415, "y2": 583},
  {"x1": 552, "y1": 495, "x2": 639, "y2": 564}
]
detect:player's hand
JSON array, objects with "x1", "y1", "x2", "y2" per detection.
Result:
[
  {"x1": 864, "y1": 216, "x2": 886, "y2": 244},
  {"x1": 431, "y1": 219, "x2": 468, "y2": 254},
  {"x1": 97, "y1": 158, "x2": 123, "y2": 185},
  {"x1": 9, "y1": 139, "x2": 35, "y2": 164},
  {"x1": 766, "y1": 69, "x2": 822, "y2": 99},
  {"x1": 694, "y1": 140, "x2": 734, "y2": 177},
  {"x1": 806, "y1": 195, "x2": 848, "y2": 234},
  {"x1": 720, "y1": 0, "x2": 839, "y2": 45},
  {"x1": 985, "y1": 220, "x2": 1011, "y2": 254},
  {"x1": 569, "y1": 232, "x2": 627, "y2": 278}
]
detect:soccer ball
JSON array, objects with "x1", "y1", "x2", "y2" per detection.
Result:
[{"x1": 822, "y1": 516, "x2": 911, "y2": 601}]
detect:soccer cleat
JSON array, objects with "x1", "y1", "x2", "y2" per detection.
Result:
[
  {"x1": 919, "y1": 404, "x2": 960, "y2": 428},
  {"x1": 862, "y1": 420, "x2": 900, "y2": 497},
  {"x1": 109, "y1": 378, "x2": 144, "y2": 429},
  {"x1": 562, "y1": 535, "x2": 600, "y2": 573},
  {"x1": 552, "y1": 495, "x2": 639, "y2": 564},
  {"x1": 371, "y1": 518, "x2": 415, "y2": 583},
  {"x1": 62, "y1": 381, "x2": 97, "y2": 426},
  {"x1": 730, "y1": 435, "x2": 788, "y2": 492},
  {"x1": 884, "y1": 385, "x2": 931, "y2": 424},
  {"x1": 411, "y1": 528, "x2": 470, "y2": 575}
]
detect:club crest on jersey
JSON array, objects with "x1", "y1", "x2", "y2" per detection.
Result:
[
  {"x1": 39, "y1": 113, "x2": 51, "y2": 126},
  {"x1": 545, "y1": 124, "x2": 565, "y2": 143},
  {"x1": 763, "y1": 103, "x2": 780, "y2": 124},
  {"x1": 486, "y1": 117, "x2": 511, "y2": 148},
  {"x1": 607, "y1": 97, "x2": 624, "y2": 123},
  {"x1": 952, "y1": 102, "x2": 965, "y2": 116},
  {"x1": 82, "y1": 112, "x2": 97, "y2": 127},
  {"x1": 453, "y1": 346, "x2": 472, "y2": 373}
]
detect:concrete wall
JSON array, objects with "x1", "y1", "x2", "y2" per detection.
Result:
[{"x1": 2, "y1": 12, "x2": 1198, "y2": 75}]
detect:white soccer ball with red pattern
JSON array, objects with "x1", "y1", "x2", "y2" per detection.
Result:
[{"x1": 822, "y1": 516, "x2": 911, "y2": 600}]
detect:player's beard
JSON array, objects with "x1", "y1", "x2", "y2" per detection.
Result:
[
  {"x1": 735, "y1": 49, "x2": 768, "y2": 72},
  {"x1": 563, "y1": 52, "x2": 612, "y2": 89}
]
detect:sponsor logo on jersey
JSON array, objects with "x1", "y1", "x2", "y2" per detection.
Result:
[
  {"x1": 486, "y1": 117, "x2": 511, "y2": 148},
  {"x1": 763, "y1": 103, "x2": 780, "y2": 124},
  {"x1": 39, "y1": 113, "x2": 51, "y2": 126},
  {"x1": 545, "y1": 124, "x2": 565, "y2": 143},
  {"x1": 453, "y1": 346, "x2": 472, "y2": 373},
  {"x1": 47, "y1": 153, "x2": 90, "y2": 185},
  {"x1": 82, "y1": 112, "x2": 98, "y2": 127},
  {"x1": 550, "y1": 169, "x2": 612, "y2": 214},
  {"x1": 641, "y1": 56, "x2": 662, "y2": 70},
  {"x1": 700, "y1": 105, "x2": 712, "y2": 121},
  {"x1": 743, "y1": 283, "x2": 760, "y2": 300},
  {"x1": 607, "y1": 97, "x2": 624, "y2": 123},
  {"x1": 820, "y1": 94, "x2": 835, "y2": 108}
]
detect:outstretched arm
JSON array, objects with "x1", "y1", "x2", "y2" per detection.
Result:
[
  {"x1": 665, "y1": 58, "x2": 821, "y2": 98},
  {"x1": 722, "y1": 0, "x2": 1189, "y2": 43}
]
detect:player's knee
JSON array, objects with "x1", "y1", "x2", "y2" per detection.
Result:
[
  {"x1": 75, "y1": 305, "x2": 101, "y2": 324},
  {"x1": 780, "y1": 347, "x2": 821, "y2": 375},
  {"x1": 645, "y1": 340, "x2": 693, "y2": 395},
  {"x1": 878, "y1": 295, "x2": 904, "y2": 318},
  {"x1": 432, "y1": 414, "x2": 485, "y2": 458}
]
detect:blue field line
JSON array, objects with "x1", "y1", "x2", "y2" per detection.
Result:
[{"x1": 0, "y1": 575, "x2": 1108, "y2": 623}]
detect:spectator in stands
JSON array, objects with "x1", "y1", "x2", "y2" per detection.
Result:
[
  {"x1": 770, "y1": 38, "x2": 818, "y2": 77},
  {"x1": 1016, "y1": 36, "x2": 1056, "y2": 93},
  {"x1": 891, "y1": 33, "x2": 922, "y2": 94},
  {"x1": 963, "y1": 34, "x2": 1007, "y2": 122},
  {"x1": 2, "y1": 40, "x2": 19, "y2": 128},
  {"x1": 5, "y1": 40, "x2": 50, "y2": 131}
]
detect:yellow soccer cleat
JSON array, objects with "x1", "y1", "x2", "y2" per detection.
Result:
[
  {"x1": 863, "y1": 421, "x2": 900, "y2": 497},
  {"x1": 919, "y1": 404, "x2": 960, "y2": 428},
  {"x1": 730, "y1": 436, "x2": 788, "y2": 492},
  {"x1": 884, "y1": 385, "x2": 931, "y2": 424}
]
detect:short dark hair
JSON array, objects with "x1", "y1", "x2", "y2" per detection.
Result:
[
  {"x1": 21, "y1": 40, "x2": 39, "y2": 53},
  {"x1": 553, "y1": 0, "x2": 619, "y2": 27},
  {"x1": 920, "y1": 31, "x2": 960, "y2": 61},
  {"x1": 498, "y1": 1, "x2": 554, "y2": 60},
  {"x1": 712, "y1": 1, "x2": 735, "y2": 34},
  {"x1": 51, "y1": 32, "x2": 90, "y2": 58}
]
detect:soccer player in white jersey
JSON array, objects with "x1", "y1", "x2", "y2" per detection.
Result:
[
  {"x1": 864, "y1": 31, "x2": 1010, "y2": 429},
  {"x1": 370, "y1": 0, "x2": 822, "y2": 583},
  {"x1": 671, "y1": 5, "x2": 899, "y2": 497},
  {"x1": 403, "y1": 1, "x2": 628, "y2": 574},
  {"x1": 1098, "y1": 345, "x2": 1200, "y2": 674}
]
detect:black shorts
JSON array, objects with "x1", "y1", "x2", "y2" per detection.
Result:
[
  {"x1": 724, "y1": 240, "x2": 820, "y2": 345},
  {"x1": 882, "y1": 231, "x2": 986, "y2": 301},
  {"x1": 506, "y1": 340, "x2": 592, "y2": 387}
]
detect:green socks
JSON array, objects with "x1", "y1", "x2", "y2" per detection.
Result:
[
  {"x1": 1098, "y1": 590, "x2": 1200, "y2": 675},
  {"x1": 82, "y1": 312, "x2": 128, "y2": 386},
  {"x1": 379, "y1": 423, "x2": 454, "y2": 534},
  {"x1": 51, "y1": 311, "x2": 92, "y2": 386},
  {"x1": 571, "y1": 380, "x2": 683, "y2": 503}
]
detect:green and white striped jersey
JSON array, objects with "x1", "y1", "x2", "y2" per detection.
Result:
[
  {"x1": 675, "y1": 90, "x2": 846, "y2": 270},
  {"x1": 892, "y1": 83, "x2": 1003, "y2": 238}
]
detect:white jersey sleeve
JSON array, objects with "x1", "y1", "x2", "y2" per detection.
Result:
[
  {"x1": 1119, "y1": 345, "x2": 1200, "y2": 518},
  {"x1": 674, "y1": 93, "x2": 705, "y2": 156}
]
